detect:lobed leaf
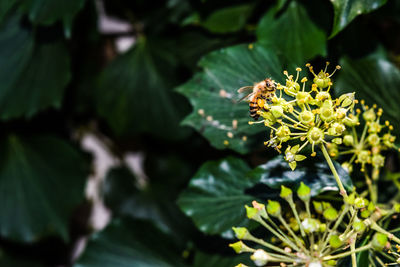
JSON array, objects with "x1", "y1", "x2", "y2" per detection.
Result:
[{"x1": 0, "y1": 134, "x2": 89, "y2": 242}]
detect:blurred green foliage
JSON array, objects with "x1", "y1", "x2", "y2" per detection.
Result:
[{"x1": 0, "y1": 0, "x2": 398, "y2": 266}]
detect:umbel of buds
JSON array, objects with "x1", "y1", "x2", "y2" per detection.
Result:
[{"x1": 230, "y1": 183, "x2": 400, "y2": 267}]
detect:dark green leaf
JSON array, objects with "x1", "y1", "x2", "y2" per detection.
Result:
[
  {"x1": 74, "y1": 219, "x2": 186, "y2": 267},
  {"x1": 247, "y1": 156, "x2": 353, "y2": 196},
  {"x1": 0, "y1": 1, "x2": 16, "y2": 25},
  {"x1": 176, "y1": 43, "x2": 284, "y2": 154},
  {"x1": 104, "y1": 163, "x2": 195, "y2": 245},
  {"x1": 193, "y1": 251, "x2": 251, "y2": 267},
  {"x1": 19, "y1": 0, "x2": 86, "y2": 37},
  {"x1": 201, "y1": 4, "x2": 253, "y2": 33},
  {"x1": 330, "y1": 0, "x2": 387, "y2": 38},
  {"x1": 256, "y1": 1, "x2": 326, "y2": 65},
  {"x1": 0, "y1": 134, "x2": 89, "y2": 242},
  {"x1": 96, "y1": 37, "x2": 189, "y2": 140},
  {"x1": 335, "y1": 56, "x2": 400, "y2": 136},
  {"x1": 0, "y1": 15, "x2": 70, "y2": 120},
  {"x1": 177, "y1": 157, "x2": 257, "y2": 238}
]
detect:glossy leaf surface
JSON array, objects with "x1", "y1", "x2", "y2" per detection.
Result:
[
  {"x1": 177, "y1": 43, "x2": 283, "y2": 154},
  {"x1": 0, "y1": 15, "x2": 70, "y2": 120},
  {"x1": 75, "y1": 219, "x2": 186, "y2": 267},
  {"x1": 336, "y1": 56, "x2": 400, "y2": 136},
  {"x1": 0, "y1": 135, "x2": 88, "y2": 242},
  {"x1": 330, "y1": 0, "x2": 387, "y2": 37},
  {"x1": 257, "y1": 1, "x2": 326, "y2": 65}
]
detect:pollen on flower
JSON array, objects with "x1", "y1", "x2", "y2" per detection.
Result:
[
  {"x1": 227, "y1": 132, "x2": 234, "y2": 138},
  {"x1": 198, "y1": 109, "x2": 205, "y2": 116}
]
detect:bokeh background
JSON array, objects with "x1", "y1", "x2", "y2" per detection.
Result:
[{"x1": 0, "y1": 0, "x2": 399, "y2": 266}]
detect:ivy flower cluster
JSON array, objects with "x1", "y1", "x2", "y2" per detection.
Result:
[
  {"x1": 230, "y1": 184, "x2": 400, "y2": 267},
  {"x1": 250, "y1": 63, "x2": 356, "y2": 171}
]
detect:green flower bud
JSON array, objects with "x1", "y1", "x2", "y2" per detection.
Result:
[
  {"x1": 270, "y1": 105, "x2": 284, "y2": 118},
  {"x1": 329, "y1": 235, "x2": 343, "y2": 249},
  {"x1": 339, "y1": 93, "x2": 355, "y2": 108},
  {"x1": 354, "y1": 197, "x2": 369, "y2": 209},
  {"x1": 285, "y1": 80, "x2": 300, "y2": 96},
  {"x1": 289, "y1": 217, "x2": 299, "y2": 232},
  {"x1": 346, "y1": 192, "x2": 356, "y2": 205},
  {"x1": 313, "y1": 201, "x2": 323, "y2": 214},
  {"x1": 229, "y1": 241, "x2": 253, "y2": 254},
  {"x1": 343, "y1": 135, "x2": 354, "y2": 146},
  {"x1": 296, "y1": 91, "x2": 312, "y2": 105},
  {"x1": 328, "y1": 122, "x2": 346, "y2": 136},
  {"x1": 335, "y1": 107, "x2": 347, "y2": 120},
  {"x1": 357, "y1": 150, "x2": 370, "y2": 164},
  {"x1": 371, "y1": 154, "x2": 385, "y2": 168},
  {"x1": 320, "y1": 100, "x2": 335, "y2": 122},
  {"x1": 315, "y1": 91, "x2": 331, "y2": 103},
  {"x1": 297, "y1": 182, "x2": 311, "y2": 201},
  {"x1": 367, "y1": 134, "x2": 380, "y2": 146},
  {"x1": 232, "y1": 227, "x2": 249, "y2": 239},
  {"x1": 332, "y1": 138, "x2": 342, "y2": 145},
  {"x1": 267, "y1": 200, "x2": 281, "y2": 217},
  {"x1": 371, "y1": 233, "x2": 388, "y2": 251},
  {"x1": 314, "y1": 71, "x2": 331, "y2": 88},
  {"x1": 276, "y1": 125, "x2": 291, "y2": 142},
  {"x1": 341, "y1": 162, "x2": 353, "y2": 173},
  {"x1": 299, "y1": 110, "x2": 315, "y2": 125},
  {"x1": 363, "y1": 109, "x2": 376, "y2": 122},
  {"x1": 251, "y1": 249, "x2": 270, "y2": 266},
  {"x1": 368, "y1": 202, "x2": 375, "y2": 212},
  {"x1": 383, "y1": 133, "x2": 396, "y2": 147},
  {"x1": 353, "y1": 219, "x2": 366, "y2": 232},
  {"x1": 368, "y1": 121, "x2": 382, "y2": 133},
  {"x1": 235, "y1": 264, "x2": 250, "y2": 267},
  {"x1": 260, "y1": 111, "x2": 277, "y2": 125},
  {"x1": 245, "y1": 205, "x2": 259, "y2": 219},
  {"x1": 343, "y1": 115, "x2": 359, "y2": 127},
  {"x1": 301, "y1": 218, "x2": 319, "y2": 233},
  {"x1": 307, "y1": 127, "x2": 325, "y2": 144},
  {"x1": 323, "y1": 207, "x2": 338, "y2": 221},
  {"x1": 319, "y1": 223, "x2": 326, "y2": 232},
  {"x1": 326, "y1": 260, "x2": 337, "y2": 266},
  {"x1": 360, "y1": 209, "x2": 371, "y2": 218},
  {"x1": 327, "y1": 143, "x2": 339, "y2": 158},
  {"x1": 394, "y1": 203, "x2": 400, "y2": 213},
  {"x1": 280, "y1": 185, "x2": 293, "y2": 200}
]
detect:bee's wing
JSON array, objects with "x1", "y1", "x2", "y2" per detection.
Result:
[
  {"x1": 236, "y1": 86, "x2": 254, "y2": 103},
  {"x1": 237, "y1": 92, "x2": 255, "y2": 102},
  {"x1": 237, "y1": 86, "x2": 253, "y2": 93}
]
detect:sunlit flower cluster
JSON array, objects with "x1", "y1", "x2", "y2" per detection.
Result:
[{"x1": 251, "y1": 63, "x2": 357, "y2": 171}]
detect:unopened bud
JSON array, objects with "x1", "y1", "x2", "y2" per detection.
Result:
[
  {"x1": 371, "y1": 233, "x2": 389, "y2": 251},
  {"x1": 297, "y1": 182, "x2": 311, "y2": 201}
]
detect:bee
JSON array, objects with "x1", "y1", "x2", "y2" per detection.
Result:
[{"x1": 237, "y1": 78, "x2": 276, "y2": 120}]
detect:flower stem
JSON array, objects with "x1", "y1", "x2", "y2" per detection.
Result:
[
  {"x1": 320, "y1": 143, "x2": 348, "y2": 198},
  {"x1": 371, "y1": 222, "x2": 400, "y2": 244},
  {"x1": 323, "y1": 244, "x2": 371, "y2": 261}
]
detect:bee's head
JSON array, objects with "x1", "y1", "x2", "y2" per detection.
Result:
[{"x1": 264, "y1": 78, "x2": 276, "y2": 91}]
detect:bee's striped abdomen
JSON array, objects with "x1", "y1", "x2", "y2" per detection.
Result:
[{"x1": 249, "y1": 100, "x2": 259, "y2": 120}]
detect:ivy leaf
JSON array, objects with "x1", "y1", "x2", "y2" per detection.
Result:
[
  {"x1": 335, "y1": 56, "x2": 400, "y2": 136},
  {"x1": 330, "y1": 0, "x2": 387, "y2": 38},
  {"x1": 178, "y1": 156, "x2": 353, "y2": 237},
  {"x1": 176, "y1": 43, "x2": 284, "y2": 154},
  {"x1": 0, "y1": 15, "x2": 70, "y2": 120},
  {"x1": 74, "y1": 219, "x2": 186, "y2": 267},
  {"x1": 96, "y1": 37, "x2": 190, "y2": 141},
  {"x1": 19, "y1": 0, "x2": 87, "y2": 37},
  {"x1": 256, "y1": 1, "x2": 326, "y2": 65},
  {"x1": 247, "y1": 156, "x2": 353, "y2": 197},
  {"x1": 0, "y1": 1, "x2": 16, "y2": 25},
  {"x1": 177, "y1": 157, "x2": 257, "y2": 238},
  {"x1": 0, "y1": 134, "x2": 89, "y2": 242},
  {"x1": 201, "y1": 4, "x2": 253, "y2": 33}
]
